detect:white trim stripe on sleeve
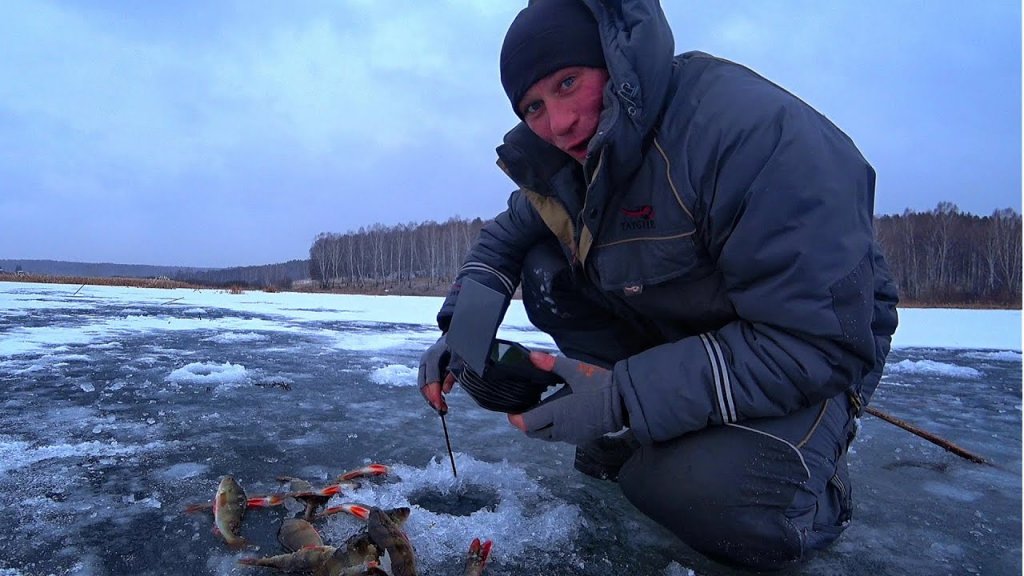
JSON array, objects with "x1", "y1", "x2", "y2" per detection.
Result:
[
  {"x1": 699, "y1": 333, "x2": 737, "y2": 423},
  {"x1": 459, "y1": 262, "x2": 515, "y2": 295}
]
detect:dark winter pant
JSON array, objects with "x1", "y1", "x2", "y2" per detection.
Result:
[{"x1": 520, "y1": 240, "x2": 856, "y2": 571}]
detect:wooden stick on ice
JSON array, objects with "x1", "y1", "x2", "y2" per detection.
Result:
[{"x1": 865, "y1": 406, "x2": 990, "y2": 465}]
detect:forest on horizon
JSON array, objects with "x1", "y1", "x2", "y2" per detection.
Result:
[
  {"x1": 3, "y1": 203, "x2": 1020, "y2": 309},
  {"x1": 179, "y1": 202, "x2": 1022, "y2": 309}
]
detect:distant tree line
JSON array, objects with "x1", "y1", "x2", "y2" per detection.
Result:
[
  {"x1": 164, "y1": 202, "x2": 1019, "y2": 307},
  {"x1": 304, "y1": 204, "x2": 1021, "y2": 307},
  {"x1": 0, "y1": 259, "x2": 207, "y2": 279},
  {"x1": 173, "y1": 259, "x2": 309, "y2": 290},
  {"x1": 876, "y1": 203, "x2": 1020, "y2": 306},
  {"x1": 308, "y1": 218, "x2": 485, "y2": 293}
]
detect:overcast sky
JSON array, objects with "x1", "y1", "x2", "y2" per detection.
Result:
[{"x1": 1, "y1": 1, "x2": 1020, "y2": 268}]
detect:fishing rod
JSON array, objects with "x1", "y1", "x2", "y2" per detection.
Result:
[
  {"x1": 865, "y1": 405, "x2": 990, "y2": 465},
  {"x1": 440, "y1": 412, "x2": 458, "y2": 477}
]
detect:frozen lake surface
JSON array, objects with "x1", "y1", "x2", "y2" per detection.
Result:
[{"x1": 0, "y1": 282, "x2": 1019, "y2": 575}]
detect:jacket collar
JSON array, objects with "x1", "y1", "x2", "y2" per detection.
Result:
[{"x1": 495, "y1": 123, "x2": 575, "y2": 196}]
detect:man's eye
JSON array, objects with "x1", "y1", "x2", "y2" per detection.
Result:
[
  {"x1": 560, "y1": 75, "x2": 576, "y2": 90},
  {"x1": 522, "y1": 101, "x2": 542, "y2": 116}
]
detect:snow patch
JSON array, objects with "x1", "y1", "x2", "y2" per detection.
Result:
[
  {"x1": 90, "y1": 341, "x2": 122, "y2": 350},
  {"x1": 370, "y1": 364, "x2": 418, "y2": 387},
  {"x1": 203, "y1": 332, "x2": 267, "y2": 344},
  {"x1": 886, "y1": 359, "x2": 982, "y2": 378},
  {"x1": 166, "y1": 361, "x2": 248, "y2": 387},
  {"x1": 0, "y1": 437, "x2": 166, "y2": 475},
  {"x1": 962, "y1": 350, "x2": 1022, "y2": 362}
]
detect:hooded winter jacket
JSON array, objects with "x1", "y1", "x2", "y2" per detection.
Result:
[{"x1": 438, "y1": 0, "x2": 899, "y2": 445}]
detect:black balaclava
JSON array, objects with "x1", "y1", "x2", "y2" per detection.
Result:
[{"x1": 499, "y1": 0, "x2": 606, "y2": 117}]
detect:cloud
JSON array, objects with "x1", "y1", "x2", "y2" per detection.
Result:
[
  {"x1": 0, "y1": 0, "x2": 1017, "y2": 266},
  {"x1": 0, "y1": 1, "x2": 516, "y2": 191}
]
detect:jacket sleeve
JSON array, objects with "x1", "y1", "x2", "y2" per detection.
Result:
[
  {"x1": 859, "y1": 241, "x2": 900, "y2": 405},
  {"x1": 436, "y1": 190, "x2": 550, "y2": 332},
  {"x1": 617, "y1": 71, "x2": 886, "y2": 444}
]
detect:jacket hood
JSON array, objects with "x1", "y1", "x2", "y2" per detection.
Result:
[{"x1": 496, "y1": 0, "x2": 676, "y2": 193}]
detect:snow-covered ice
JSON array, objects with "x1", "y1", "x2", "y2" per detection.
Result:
[{"x1": 0, "y1": 282, "x2": 1019, "y2": 575}]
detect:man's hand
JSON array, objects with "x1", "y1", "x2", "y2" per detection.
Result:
[
  {"x1": 509, "y1": 351, "x2": 625, "y2": 444},
  {"x1": 418, "y1": 334, "x2": 457, "y2": 414}
]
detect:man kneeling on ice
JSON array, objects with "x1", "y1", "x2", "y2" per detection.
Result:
[{"x1": 418, "y1": 0, "x2": 898, "y2": 570}]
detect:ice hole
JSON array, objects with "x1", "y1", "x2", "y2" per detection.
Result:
[{"x1": 407, "y1": 484, "x2": 500, "y2": 516}]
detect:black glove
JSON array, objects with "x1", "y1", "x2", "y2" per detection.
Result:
[
  {"x1": 520, "y1": 355, "x2": 626, "y2": 445},
  {"x1": 417, "y1": 334, "x2": 451, "y2": 391},
  {"x1": 417, "y1": 334, "x2": 465, "y2": 414}
]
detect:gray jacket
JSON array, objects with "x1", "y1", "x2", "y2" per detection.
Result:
[{"x1": 438, "y1": 0, "x2": 899, "y2": 445}]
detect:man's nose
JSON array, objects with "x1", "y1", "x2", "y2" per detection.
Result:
[{"x1": 547, "y1": 101, "x2": 576, "y2": 136}]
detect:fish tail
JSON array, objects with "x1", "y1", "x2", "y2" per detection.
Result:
[
  {"x1": 247, "y1": 494, "x2": 285, "y2": 508},
  {"x1": 319, "y1": 484, "x2": 343, "y2": 497},
  {"x1": 480, "y1": 539, "x2": 493, "y2": 560},
  {"x1": 466, "y1": 538, "x2": 492, "y2": 574},
  {"x1": 318, "y1": 505, "x2": 343, "y2": 519},
  {"x1": 365, "y1": 463, "x2": 389, "y2": 475},
  {"x1": 339, "y1": 463, "x2": 389, "y2": 481},
  {"x1": 338, "y1": 502, "x2": 371, "y2": 520}
]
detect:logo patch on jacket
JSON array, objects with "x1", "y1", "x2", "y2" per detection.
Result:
[
  {"x1": 619, "y1": 205, "x2": 656, "y2": 230},
  {"x1": 623, "y1": 284, "x2": 643, "y2": 296}
]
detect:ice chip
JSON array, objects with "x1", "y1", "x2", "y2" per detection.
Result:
[
  {"x1": 369, "y1": 364, "x2": 418, "y2": 387},
  {"x1": 166, "y1": 361, "x2": 248, "y2": 389},
  {"x1": 663, "y1": 563, "x2": 697, "y2": 576}
]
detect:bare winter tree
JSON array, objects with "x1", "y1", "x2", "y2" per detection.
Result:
[
  {"x1": 875, "y1": 205, "x2": 1021, "y2": 306},
  {"x1": 299, "y1": 207, "x2": 1021, "y2": 305},
  {"x1": 987, "y1": 208, "x2": 1023, "y2": 298}
]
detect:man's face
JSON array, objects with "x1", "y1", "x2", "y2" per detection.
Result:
[{"x1": 518, "y1": 66, "x2": 609, "y2": 163}]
